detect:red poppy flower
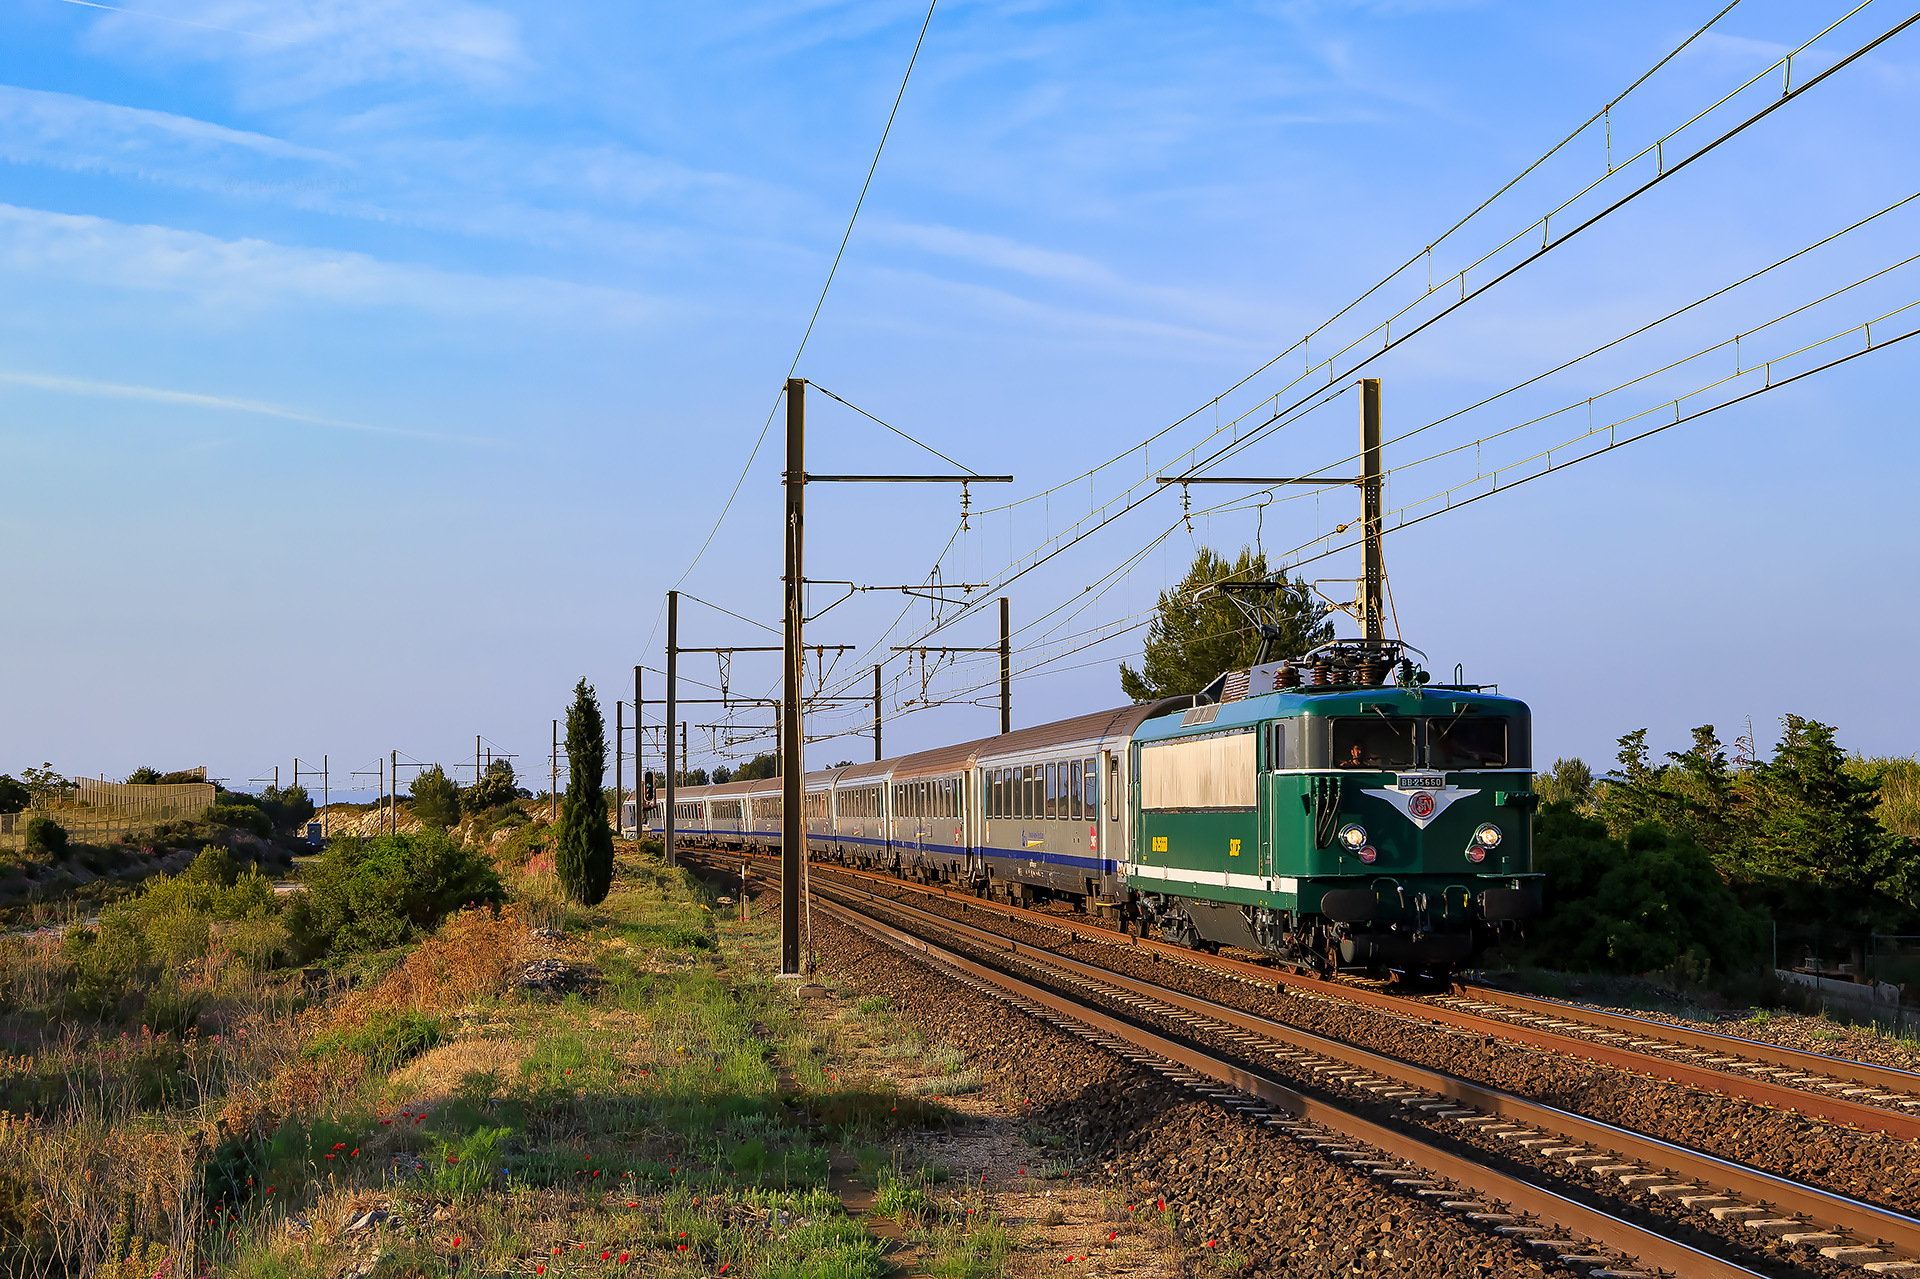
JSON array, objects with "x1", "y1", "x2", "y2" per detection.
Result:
[
  {"x1": 676, "y1": 1245, "x2": 687, "y2": 1253},
  {"x1": 447, "y1": 1156, "x2": 460, "y2": 1164},
  {"x1": 452, "y1": 1237, "x2": 462, "y2": 1248},
  {"x1": 350, "y1": 1149, "x2": 360, "y2": 1157},
  {"x1": 602, "y1": 1251, "x2": 610, "y2": 1261},
  {"x1": 619, "y1": 1253, "x2": 629, "y2": 1263},
  {"x1": 325, "y1": 1154, "x2": 335, "y2": 1161},
  {"x1": 538, "y1": 1268, "x2": 547, "y2": 1275}
]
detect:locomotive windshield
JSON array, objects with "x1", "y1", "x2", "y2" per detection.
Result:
[
  {"x1": 1428, "y1": 716, "x2": 1508, "y2": 768},
  {"x1": 1331, "y1": 717, "x2": 1418, "y2": 769}
]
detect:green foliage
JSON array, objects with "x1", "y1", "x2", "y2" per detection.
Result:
[
  {"x1": 19, "y1": 764, "x2": 69, "y2": 808},
  {"x1": 464, "y1": 759, "x2": 519, "y2": 811},
  {"x1": 62, "y1": 911, "x2": 151, "y2": 1017},
  {"x1": 732, "y1": 754, "x2": 777, "y2": 782},
  {"x1": 1746, "y1": 716, "x2": 1911, "y2": 911},
  {"x1": 710, "y1": 765, "x2": 734, "y2": 785},
  {"x1": 1597, "y1": 719, "x2": 1915, "y2": 926},
  {"x1": 205, "y1": 804, "x2": 272, "y2": 839},
  {"x1": 0, "y1": 775, "x2": 31, "y2": 814},
  {"x1": 286, "y1": 829, "x2": 504, "y2": 955},
  {"x1": 257, "y1": 783, "x2": 315, "y2": 831},
  {"x1": 124, "y1": 767, "x2": 161, "y2": 785},
  {"x1": 1119, "y1": 546, "x2": 1330, "y2": 702},
  {"x1": 1532, "y1": 803, "x2": 1763, "y2": 975},
  {"x1": 408, "y1": 764, "x2": 461, "y2": 828},
  {"x1": 1535, "y1": 757, "x2": 1594, "y2": 809},
  {"x1": 555, "y1": 678, "x2": 615, "y2": 906},
  {"x1": 1848, "y1": 755, "x2": 1920, "y2": 841},
  {"x1": 306, "y1": 1008, "x2": 446, "y2": 1072},
  {"x1": 22, "y1": 815, "x2": 67, "y2": 856}
]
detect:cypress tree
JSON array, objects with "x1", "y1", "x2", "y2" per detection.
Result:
[{"x1": 555, "y1": 678, "x2": 616, "y2": 905}]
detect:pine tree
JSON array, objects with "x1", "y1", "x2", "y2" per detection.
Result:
[
  {"x1": 556, "y1": 678, "x2": 616, "y2": 905},
  {"x1": 1119, "y1": 547, "x2": 1329, "y2": 702},
  {"x1": 408, "y1": 766, "x2": 460, "y2": 828}
]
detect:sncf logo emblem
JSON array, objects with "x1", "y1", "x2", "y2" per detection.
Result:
[{"x1": 1409, "y1": 792, "x2": 1437, "y2": 819}]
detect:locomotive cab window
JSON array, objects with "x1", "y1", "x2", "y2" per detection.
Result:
[
  {"x1": 1428, "y1": 716, "x2": 1509, "y2": 768},
  {"x1": 1330, "y1": 717, "x2": 1418, "y2": 770}
]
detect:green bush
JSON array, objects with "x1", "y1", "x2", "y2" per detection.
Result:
[
  {"x1": 205, "y1": 805, "x2": 271, "y2": 839},
  {"x1": 62, "y1": 912, "x2": 151, "y2": 1018},
  {"x1": 286, "y1": 828, "x2": 504, "y2": 955},
  {"x1": 464, "y1": 761, "x2": 519, "y2": 812},
  {"x1": 306, "y1": 1008, "x2": 446, "y2": 1072},
  {"x1": 1532, "y1": 803, "x2": 1764, "y2": 976},
  {"x1": 22, "y1": 816, "x2": 66, "y2": 857}
]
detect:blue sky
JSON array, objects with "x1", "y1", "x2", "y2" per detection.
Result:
[{"x1": 2, "y1": 0, "x2": 1916, "y2": 798}]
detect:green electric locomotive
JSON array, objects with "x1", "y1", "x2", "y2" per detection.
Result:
[{"x1": 1126, "y1": 640, "x2": 1539, "y2": 975}]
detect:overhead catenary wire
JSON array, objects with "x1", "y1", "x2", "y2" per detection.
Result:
[{"x1": 666, "y1": 0, "x2": 941, "y2": 592}]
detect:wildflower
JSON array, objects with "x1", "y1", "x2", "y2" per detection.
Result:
[
  {"x1": 452, "y1": 1237, "x2": 462, "y2": 1248},
  {"x1": 553, "y1": 1247, "x2": 562, "y2": 1255},
  {"x1": 719, "y1": 1266, "x2": 730, "y2": 1275},
  {"x1": 333, "y1": 1142, "x2": 346, "y2": 1150},
  {"x1": 325, "y1": 1154, "x2": 335, "y2": 1161},
  {"x1": 538, "y1": 1269, "x2": 547, "y2": 1276},
  {"x1": 592, "y1": 1170, "x2": 600, "y2": 1178},
  {"x1": 350, "y1": 1149, "x2": 360, "y2": 1157},
  {"x1": 619, "y1": 1253, "x2": 629, "y2": 1263},
  {"x1": 676, "y1": 1245, "x2": 687, "y2": 1252},
  {"x1": 448, "y1": 1155, "x2": 460, "y2": 1164},
  {"x1": 627, "y1": 1202, "x2": 637, "y2": 1209},
  {"x1": 380, "y1": 1120, "x2": 393, "y2": 1126},
  {"x1": 1205, "y1": 1240, "x2": 1217, "y2": 1249},
  {"x1": 1156, "y1": 1199, "x2": 1164, "y2": 1212},
  {"x1": 602, "y1": 1251, "x2": 611, "y2": 1260},
  {"x1": 1108, "y1": 1232, "x2": 1116, "y2": 1241}
]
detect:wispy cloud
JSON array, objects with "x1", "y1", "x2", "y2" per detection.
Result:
[
  {"x1": 0, "y1": 203, "x2": 665, "y2": 323},
  {"x1": 0, "y1": 368, "x2": 491, "y2": 444},
  {"x1": 73, "y1": 0, "x2": 525, "y2": 99},
  {"x1": 0, "y1": 83, "x2": 345, "y2": 195}
]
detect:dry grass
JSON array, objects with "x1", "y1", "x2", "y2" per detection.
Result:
[{"x1": 322, "y1": 905, "x2": 529, "y2": 1031}]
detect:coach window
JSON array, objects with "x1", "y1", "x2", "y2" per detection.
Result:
[
  {"x1": 1069, "y1": 761, "x2": 1081, "y2": 820},
  {"x1": 996, "y1": 769, "x2": 1005, "y2": 817}
]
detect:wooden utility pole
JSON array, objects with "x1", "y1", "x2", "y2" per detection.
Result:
[
  {"x1": 645, "y1": 656, "x2": 652, "y2": 825},
  {"x1": 1361, "y1": 378, "x2": 1384, "y2": 642},
  {"x1": 999, "y1": 596, "x2": 1011, "y2": 734},
  {"x1": 551, "y1": 720, "x2": 558, "y2": 821},
  {"x1": 873, "y1": 665, "x2": 883, "y2": 761},
  {"x1": 389, "y1": 750, "x2": 397, "y2": 834},
  {"x1": 666, "y1": 589, "x2": 679, "y2": 867},
  {"x1": 782, "y1": 377, "x2": 805, "y2": 976},
  {"x1": 1153, "y1": 376, "x2": 1389, "y2": 646}
]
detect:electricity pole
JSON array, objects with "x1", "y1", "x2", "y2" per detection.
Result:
[
  {"x1": 645, "y1": 660, "x2": 652, "y2": 833},
  {"x1": 873, "y1": 665, "x2": 882, "y2": 761},
  {"x1": 615, "y1": 701, "x2": 624, "y2": 833},
  {"x1": 781, "y1": 378, "x2": 805, "y2": 976},
  {"x1": 1000, "y1": 596, "x2": 1011, "y2": 734},
  {"x1": 389, "y1": 750, "x2": 397, "y2": 834},
  {"x1": 634, "y1": 665, "x2": 643, "y2": 832},
  {"x1": 666, "y1": 589, "x2": 679, "y2": 867},
  {"x1": 681, "y1": 722, "x2": 689, "y2": 790},
  {"x1": 1153, "y1": 375, "x2": 1388, "y2": 647},
  {"x1": 790, "y1": 378, "x2": 1012, "y2": 976},
  {"x1": 1361, "y1": 377, "x2": 1384, "y2": 642},
  {"x1": 551, "y1": 720, "x2": 559, "y2": 821}
]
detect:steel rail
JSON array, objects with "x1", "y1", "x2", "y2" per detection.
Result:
[
  {"x1": 813, "y1": 876, "x2": 1920, "y2": 1264},
  {"x1": 807, "y1": 887, "x2": 1768, "y2": 1279},
  {"x1": 708, "y1": 847, "x2": 1920, "y2": 1139},
  {"x1": 1456, "y1": 986, "x2": 1920, "y2": 1101}
]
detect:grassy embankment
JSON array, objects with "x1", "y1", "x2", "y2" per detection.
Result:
[{"x1": 0, "y1": 832, "x2": 1037, "y2": 1278}]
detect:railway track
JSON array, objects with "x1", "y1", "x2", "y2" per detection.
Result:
[
  {"x1": 700, "y1": 846, "x2": 1920, "y2": 1140},
  {"x1": 796, "y1": 882, "x2": 1748, "y2": 1278},
  {"x1": 713, "y1": 852, "x2": 1920, "y2": 1279},
  {"x1": 796, "y1": 869, "x2": 1920, "y2": 1275}
]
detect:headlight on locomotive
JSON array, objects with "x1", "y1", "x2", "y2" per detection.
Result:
[
  {"x1": 1474, "y1": 823, "x2": 1502, "y2": 848},
  {"x1": 1339, "y1": 823, "x2": 1368, "y2": 850}
]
